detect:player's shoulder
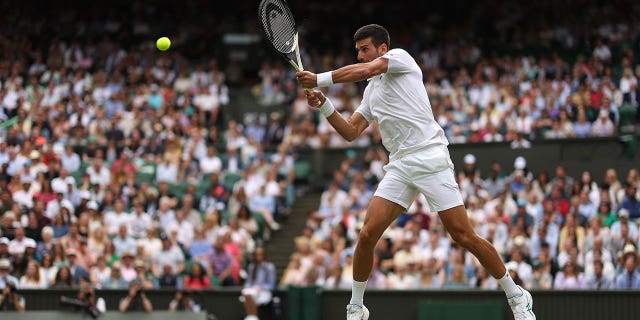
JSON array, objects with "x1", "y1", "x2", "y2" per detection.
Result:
[{"x1": 384, "y1": 48, "x2": 412, "y2": 59}]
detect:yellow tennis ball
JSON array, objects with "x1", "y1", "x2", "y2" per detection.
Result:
[{"x1": 156, "y1": 37, "x2": 171, "y2": 51}]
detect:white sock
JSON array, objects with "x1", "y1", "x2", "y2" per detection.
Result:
[
  {"x1": 349, "y1": 280, "x2": 367, "y2": 306},
  {"x1": 497, "y1": 271, "x2": 522, "y2": 298}
]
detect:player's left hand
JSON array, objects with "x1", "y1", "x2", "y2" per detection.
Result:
[
  {"x1": 296, "y1": 71, "x2": 317, "y2": 88},
  {"x1": 305, "y1": 90, "x2": 326, "y2": 108}
]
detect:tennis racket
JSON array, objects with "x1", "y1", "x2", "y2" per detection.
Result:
[{"x1": 258, "y1": 0, "x2": 306, "y2": 73}]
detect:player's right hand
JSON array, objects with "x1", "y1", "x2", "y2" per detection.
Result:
[
  {"x1": 296, "y1": 71, "x2": 317, "y2": 88},
  {"x1": 305, "y1": 90, "x2": 326, "y2": 108}
]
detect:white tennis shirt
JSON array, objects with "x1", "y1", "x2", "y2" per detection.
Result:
[{"x1": 355, "y1": 48, "x2": 448, "y2": 161}]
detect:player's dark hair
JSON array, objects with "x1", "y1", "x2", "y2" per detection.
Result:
[{"x1": 354, "y1": 24, "x2": 390, "y2": 48}]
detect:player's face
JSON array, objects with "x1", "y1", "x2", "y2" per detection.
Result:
[{"x1": 355, "y1": 38, "x2": 384, "y2": 63}]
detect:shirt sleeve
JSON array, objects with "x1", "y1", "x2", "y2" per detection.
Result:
[
  {"x1": 354, "y1": 85, "x2": 373, "y2": 123},
  {"x1": 382, "y1": 49, "x2": 415, "y2": 74}
]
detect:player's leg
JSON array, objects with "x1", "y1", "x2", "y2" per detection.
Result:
[
  {"x1": 420, "y1": 166, "x2": 535, "y2": 319},
  {"x1": 348, "y1": 173, "x2": 416, "y2": 320},
  {"x1": 438, "y1": 205, "x2": 506, "y2": 278},
  {"x1": 347, "y1": 196, "x2": 405, "y2": 320},
  {"x1": 438, "y1": 206, "x2": 535, "y2": 319},
  {"x1": 353, "y1": 196, "x2": 407, "y2": 281}
]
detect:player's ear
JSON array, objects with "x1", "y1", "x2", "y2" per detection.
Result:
[{"x1": 379, "y1": 43, "x2": 389, "y2": 54}]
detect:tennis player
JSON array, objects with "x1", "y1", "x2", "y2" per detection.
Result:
[{"x1": 296, "y1": 24, "x2": 536, "y2": 320}]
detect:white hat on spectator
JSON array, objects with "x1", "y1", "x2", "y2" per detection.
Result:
[
  {"x1": 393, "y1": 253, "x2": 409, "y2": 269},
  {"x1": 599, "y1": 110, "x2": 609, "y2": 118},
  {"x1": 53, "y1": 144, "x2": 65, "y2": 155},
  {"x1": 29, "y1": 150, "x2": 40, "y2": 159},
  {"x1": 464, "y1": 154, "x2": 476, "y2": 165},
  {"x1": 25, "y1": 238, "x2": 37, "y2": 249},
  {"x1": 53, "y1": 184, "x2": 66, "y2": 194},
  {"x1": 506, "y1": 261, "x2": 519, "y2": 272},
  {"x1": 618, "y1": 208, "x2": 630, "y2": 218},
  {"x1": 3, "y1": 211, "x2": 16, "y2": 220},
  {"x1": 623, "y1": 244, "x2": 636, "y2": 255},
  {"x1": 134, "y1": 259, "x2": 146, "y2": 268},
  {"x1": 147, "y1": 187, "x2": 159, "y2": 198},
  {"x1": 160, "y1": 196, "x2": 172, "y2": 206},
  {"x1": 62, "y1": 202, "x2": 75, "y2": 214},
  {"x1": 477, "y1": 188, "x2": 490, "y2": 200},
  {"x1": 65, "y1": 248, "x2": 77, "y2": 256},
  {"x1": 79, "y1": 190, "x2": 91, "y2": 200},
  {"x1": 621, "y1": 244, "x2": 638, "y2": 260},
  {"x1": 87, "y1": 201, "x2": 99, "y2": 211},
  {"x1": 402, "y1": 231, "x2": 414, "y2": 242},
  {"x1": 65, "y1": 176, "x2": 76, "y2": 185},
  {"x1": 0, "y1": 259, "x2": 11, "y2": 269},
  {"x1": 0, "y1": 237, "x2": 9, "y2": 245},
  {"x1": 270, "y1": 112, "x2": 282, "y2": 121},
  {"x1": 514, "y1": 235, "x2": 526, "y2": 247},
  {"x1": 187, "y1": 177, "x2": 199, "y2": 186}
]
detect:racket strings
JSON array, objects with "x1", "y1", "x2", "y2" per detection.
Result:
[{"x1": 259, "y1": 0, "x2": 297, "y2": 53}]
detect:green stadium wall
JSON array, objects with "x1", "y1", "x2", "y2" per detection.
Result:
[{"x1": 15, "y1": 288, "x2": 640, "y2": 320}]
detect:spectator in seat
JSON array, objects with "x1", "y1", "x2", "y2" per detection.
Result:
[
  {"x1": 169, "y1": 290, "x2": 201, "y2": 312},
  {"x1": 553, "y1": 261, "x2": 585, "y2": 289},
  {"x1": 183, "y1": 262, "x2": 211, "y2": 290},
  {"x1": 66, "y1": 248, "x2": 90, "y2": 286},
  {"x1": 0, "y1": 281, "x2": 25, "y2": 311},
  {"x1": 584, "y1": 260, "x2": 614, "y2": 289},
  {"x1": 119, "y1": 279, "x2": 152, "y2": 312},
  {"x1": 207, "y1": 236, "x2": 235, "y2": 286},
  {"x1": 240, "y1": 247, "x2": 276, "y2": 320},
  {"x1": 249, "y1": 185, "x2": 280, "y2": 231},
  {"x1": 615, "y1": 248, "x2": 640, "y2": 289},
  {"x1": 151, "y1": 233, "x2": 185, "y2": 278},
  {"x1": 620, "y1": 183, "x2": 640, "y2": 220}
]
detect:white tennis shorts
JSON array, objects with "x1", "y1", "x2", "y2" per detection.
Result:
[{"x1": 374, "y1": 145, "x2": 464, "y2": 212}]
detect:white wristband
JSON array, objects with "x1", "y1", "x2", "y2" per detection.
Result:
[
  {"x1": 318, "y1": 99, "x2": 335, "y2": 117},
  {"x1": 317, "y1": 72, "x2": 334, "y2": 87}
]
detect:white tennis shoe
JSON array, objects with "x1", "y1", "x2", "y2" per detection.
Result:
[
  {"x1": 507, "y1": 285, "x2": 536, "y2": 320},
  {"x1": 346, "y1": 304, "x2": 370, "y2": 320}
]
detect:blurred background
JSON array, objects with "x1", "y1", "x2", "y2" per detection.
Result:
[{"x1": 0, "y1": 0, "x2": 639, "y2": 319}]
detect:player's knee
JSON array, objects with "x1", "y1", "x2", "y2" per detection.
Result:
[
  {"x1": 357, "y1": 227, "x2": 378, "y2": 248},
  {"x1": 450, "y1": 230, "x2": 475, "y2": 248}
]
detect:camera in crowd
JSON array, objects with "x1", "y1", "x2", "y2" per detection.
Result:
[{"x1": 60, "y1": 295, "x2": 101, "y2": 319}]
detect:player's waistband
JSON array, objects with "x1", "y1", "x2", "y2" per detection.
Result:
[{"x1": 388, "y1": 142, "x2": 448, "y2": 162}]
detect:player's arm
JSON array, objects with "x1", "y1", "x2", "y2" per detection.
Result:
[
  {"x1": 306, "y1": 91, "x2": 369, "y2": 142},
  {"x1": 327, "y1": 58, "x2": 389, "y2": 84},
  {"x1": 296, "y1": 58, "x2": 388, "y2": 88}
]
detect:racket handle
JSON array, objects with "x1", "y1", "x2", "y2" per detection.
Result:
[{"x1": 289, "y1": 59, "x2": 312, "y2": 92}]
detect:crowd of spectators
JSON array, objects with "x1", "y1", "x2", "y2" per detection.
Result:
[
  {"x1": 0, "y1": 3, "x2": 294, "y2": 312},
  {"x1": 282, "y1": 149, "x2": 640, "y2": 290},
  {"x1": 255, "y1": 1, "x2": 640, "y2": 149},
  {"x1": 0, "y1": 2, "x2": 638, "y2": 315}
]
